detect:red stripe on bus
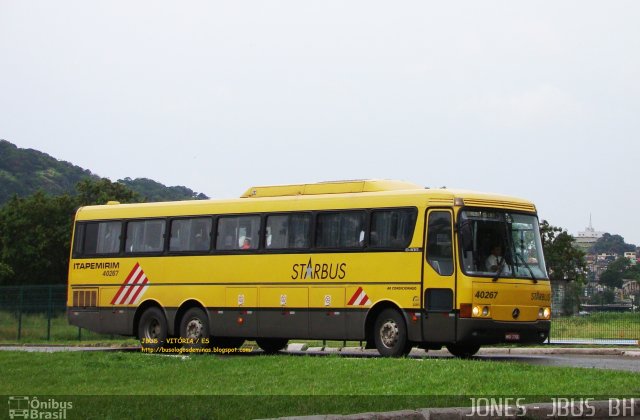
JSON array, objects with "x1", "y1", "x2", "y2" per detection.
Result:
[
  {"x1": 110, "y1": 262, "x2": 140, "y2": 305},
  {"x1": 118, "y1": 269, "x2": 145, "y2": 305},
  {"x1": 347, "y1": 287, "x2": 363, "y2": 305},
  {"x1": 127, "y1": 277, "x2": 149, "y2": 304}
]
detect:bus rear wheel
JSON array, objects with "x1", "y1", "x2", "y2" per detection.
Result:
[
  {"x1": 179, "y1": 307, "x2": 210, "y2": 349},
  {"x1": 211, "y1": 337, "x2": 245, "y2": 349},
  {"x1": 374, "y1": 308, "x2": 412, "y2": 357},
  {"x1": 446, "y1": 343, "x2": 480, "y2": 358},
  {"x1": 256, "y1": 338, "x2": 288, "y2": 354},
  {"x1": 138, "y1": 307, "x2": 168, "y2": 350}
]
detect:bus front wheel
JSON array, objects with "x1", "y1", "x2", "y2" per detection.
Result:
[
  {"x1": 446, "y1": 343, "x2": 480, "y2": 358},
  {"x1": 374, "y1": 308, "x2": 412, "y2": 357},
  {"x1": 256, "y1": 338, "x2": 288, "y2": 354},
  {"x1": 138, "y1": 307, "x2": 168, "y2": 349}
]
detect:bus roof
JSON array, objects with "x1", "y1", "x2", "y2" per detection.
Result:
[
  {"x1": 74, "y1": 180, "x2": 536, "y2": 220},
  {"x1": 240, "y1": 179, "x2": 423, "y2": 198}
]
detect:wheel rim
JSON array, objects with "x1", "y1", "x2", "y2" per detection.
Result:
[
  {"x1": 379, "y1": 319, "x2": 399, "y2": 348},
  {"x1": 185, "y1": 317, "x2": 204, "y2": 339},
  {"x1": 146, "y1": 318, "x2": 161, "y2": 339}
]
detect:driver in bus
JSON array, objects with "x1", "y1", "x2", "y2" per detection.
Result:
[{"x1": 485, "y1": 244, "x2": 506, "y2": 271}]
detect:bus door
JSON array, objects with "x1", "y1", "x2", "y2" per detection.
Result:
[{"x1": 422, "y1": 209, "x2": 456, "y2": 343}]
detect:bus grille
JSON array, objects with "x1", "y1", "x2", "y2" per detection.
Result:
[{"x1": 73, "y1": 289, "x2": 97, "y2": 308}]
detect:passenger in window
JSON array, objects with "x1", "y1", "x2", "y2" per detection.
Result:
[
  {"x1": 241, "y1": 238, "x2": 252, "y2": 250},
  {"x1": 193, "y1": 233, "x2": 208, "y2": 251},
  {"x1": 485, "y1": 245, "x2": 505, "y2": 271},
  {"x1": 293, "y1": 235, "x2": 305, "y2": 248}
]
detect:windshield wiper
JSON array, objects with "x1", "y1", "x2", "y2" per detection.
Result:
[
  {"x1": 515, "y1": 253, "x2": 537, "y2": 283},
  {"x1": 492, "y1": 269, "x2": 502, "y2": 282},
  {"x1": 492, "y1": 261, "x2": 506, "y2": 282}
]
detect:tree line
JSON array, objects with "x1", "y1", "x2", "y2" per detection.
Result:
[{"x1": 0, "y1": 179, "x2": 140, "y2": 285}]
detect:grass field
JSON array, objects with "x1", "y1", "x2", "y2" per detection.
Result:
[{"x1": 2, "y1": 350, "x2": 639, "y2": 418}]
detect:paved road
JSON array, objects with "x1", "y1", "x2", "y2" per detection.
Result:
[
  {"x1": 473, "y1": 353, "x2": 640, "y2": 372},
  {"x1": 1, "y1": 345, "x2": 639, "y2": 372},
  {"x1": 287, "y1": 346, "x2": 640, "y2": 372}
]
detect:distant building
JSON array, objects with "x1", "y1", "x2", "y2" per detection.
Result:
[
  {"x1": 622, "y1": 280, "x2": 639, "y2": 298},
  {"x1": 624, "y1": 251, "x2": 637, "y2": 265},
  {"x1": 574, "y1": 215, "x2": 604, "y2": 250},
  {"x1": 585, "y1": 252, "x2": 618, "y2": 282}
]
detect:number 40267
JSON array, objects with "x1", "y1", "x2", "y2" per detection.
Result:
[{"x1": 475, "y1": 291, "x2": 498, "y2": 299}]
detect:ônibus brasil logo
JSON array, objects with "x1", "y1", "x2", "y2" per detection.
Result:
[
  {"x1": 111, "y1": 263, "x2": 150, "y2": 305},
  {"x1": 8, "y1": 396, "x2": 73, "y2": 419}
]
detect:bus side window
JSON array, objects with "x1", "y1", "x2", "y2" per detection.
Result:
[
  {"x1": 426, "y1": 211, "x2": 453, "y2": 276},
  {"x1": 169, "y1": 218, "x2": 212, "y2": 252},
  {"x1": 265, "y1": 213, "x2": 310, "y2": 250},
  {"x1": 315, "y1": 211, "x2": 365, "y2": 249},
  {"x1": 369, "y1": 208, "x2": 417, "y2": 248},
  {"x1": 97, "y1": 221, "x2": 122, "y2": 254},
  {"x1": 216, "y1": 215, "x2": 260, "y2": 251},
  {"x1": 125, "y1": 220, "x2": 165, "y2": 253}
]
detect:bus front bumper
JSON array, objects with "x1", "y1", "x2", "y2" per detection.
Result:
[{"x1": 457, "y1": 318, "x2": 550, "y2": 345}]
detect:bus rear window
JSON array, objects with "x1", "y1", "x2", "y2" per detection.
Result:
[{"x1": 79, "y1": 221, "x2": 122, "y2": 255}]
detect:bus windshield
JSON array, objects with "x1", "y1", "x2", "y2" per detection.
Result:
[{"x1": 458, "y1": 209, "x2": 548, "y2": 280}]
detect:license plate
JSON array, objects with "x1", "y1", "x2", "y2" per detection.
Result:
[{"x1": 505, "y1": 333, "x2": 520, "y2": 341}]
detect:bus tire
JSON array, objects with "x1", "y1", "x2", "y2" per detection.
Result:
[
  {"x1": 179, "y1": 307, "x2": 210, "y2": 349},
  {"x1": 211, "y1": 337, "x2": 245, "y2": 349},
  {"x1": 138, "y1": 307, "x2": 168, "y2": 349},
  {"x1": 374, "y1": 308, "x2": 412, "y2": 357},
  {"x1": 446, "y1": 343, "x2": 480, "y2": 358},
  {"x1": 256, "y1": 338, "x2": 288, "y2": 354}
]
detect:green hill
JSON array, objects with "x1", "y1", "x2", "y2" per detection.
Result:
[
  {"x1": 0, "y1": 140, "x2": 208, "y2": 203},
  {"x1": 118, "y1": 177, "x2": 209, "y2": 201}
]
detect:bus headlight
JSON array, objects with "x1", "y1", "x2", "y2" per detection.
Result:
[
  {"x1": 472, "y1": 305, "x2": 490, "y2": 317},
  {"x1": 538, "y1": 307, "x2": 551, "y2": 320}
]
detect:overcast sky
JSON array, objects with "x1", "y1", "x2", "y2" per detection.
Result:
[{"x1": 1, "y1": 1, "x2": 638, "y2": 245}]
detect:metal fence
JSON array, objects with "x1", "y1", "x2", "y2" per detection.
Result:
[
  {"x1": 0, "y1": 284, "x2": 638, "y2": 344},
  {"x1": 550, "y1": 281, "x2": 639, "y2": 344},
  {"x1": 0, "y1": 285, "x2": 114, "y2": 341}
]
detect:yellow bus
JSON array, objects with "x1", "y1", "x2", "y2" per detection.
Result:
[{"x1": 67, "y1": 179, "x2": 551, "y2": 357}]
